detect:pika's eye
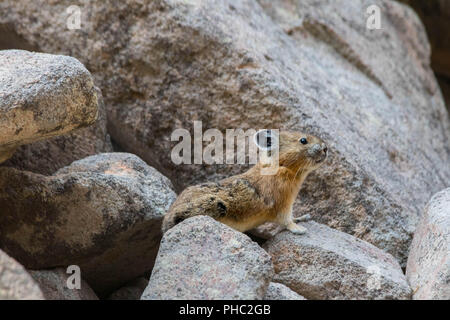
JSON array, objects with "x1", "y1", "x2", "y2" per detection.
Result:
[
  {"x1": 300, "y1": 138, "x2": 308, "y2": 145},
  {"x1": 254, "y1": 129, "x2": 278, "y2": 151}
]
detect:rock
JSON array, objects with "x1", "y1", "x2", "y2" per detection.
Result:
[
  {"x1": 2, "y1": 87, "x2": 113, "y2": 175},
  {"x1": 0, "y1": 152, "x2": 176, "y2": 294},
  {"x1": 399, "y1": 0, "x2": 450, "y2": 112},
  {"x1": 0, "y1": 49, "x2": 98, "y2": 162},
  {"x1": 264, "y1": 221, "x2": 411, "y2": 300},
  {"x1": 0, "y1": 249, "x2": 44, "y2": 300},
  {"x1": 399, "y1": 1, "x2": 450, "y2": 77},
  {"x1": 107, "y1": 277, "x2": 149, "y2": 300},
  {"x1": 29, "y1": 267, "x2": 98, "y2": 300},
  {"x1": 264, "y1": 282, "x2": 306, "y2": 300},
  {"x1": 141, "y1": 216, "x2": 273, "y2": 300},
  {"x1": 406, "y1": 188, "x2": 450, "y2": 300},
  {"x1": 1, "y1": 0, "x2": 448, "y2": 265},
  {"x1": 254, "y1": 0, "x2": 450, "y2": 266}
]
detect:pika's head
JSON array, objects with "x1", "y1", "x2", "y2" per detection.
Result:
[{"x1": 254, "y1": 130, "x2": 328, "y2": 171}]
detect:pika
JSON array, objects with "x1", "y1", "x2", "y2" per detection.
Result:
[{"x1": 162, "y1": 130, "x2": 328, "y2": 235}]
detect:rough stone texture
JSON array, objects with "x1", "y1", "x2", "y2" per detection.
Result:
[
  {"x1": 400, "y1": 0, "x2": 450, "y2": 78},
  {"x1": 107, "y1": 277, "x2": 149, "y2": 300},
  {"x1": 0, "y1": 153, "x2": 176, "y2": 294},
  {"x1": 406, "y1": 188, "x2": 450, "y2": 300},
  {"x1": 264, "y1": 222, "x2": 412, "y2": 300},
  {"x1": 1, "y1": 0, "x2": 448, "y2": 265},
  {"x1": 141, "y1": 216, "x2": 273, "y2": 300},
  {"x1": 0, "y1": 49, "x2": 98, "y2": 162},
  {"x1": 2, "y1": 87, "x2": 113, "y2": 175},
  {"x1": 29, "y1": 267, "x2": 98, "y2": 300},
  {"x1": 400, "y1": 0, "x2": 450, "y2": 111},
  {"x1": 263, "y1": 282, "x2": 306, "y2": 300},
  {"x1": 0, "y1": 249, "x2": 44, "y2": 300}
]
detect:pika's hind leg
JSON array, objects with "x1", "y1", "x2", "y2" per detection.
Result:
[{"x1": 276, "y1": 210, "x2": 308, "y2": 235}]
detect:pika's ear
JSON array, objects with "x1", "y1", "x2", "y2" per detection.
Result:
[{"x1": 253, "y1": 129, "x2": 278, "y2": 151}]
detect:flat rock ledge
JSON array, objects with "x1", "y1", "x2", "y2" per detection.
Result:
[
  {"x1": 264, "y1": 221, "x2": 412, "y2": 300},
  {"x1": 0, "y1": 50, "x2": 98, "y2": 163}
]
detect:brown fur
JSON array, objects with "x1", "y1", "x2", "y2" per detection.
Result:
[{"x1": 162, "y1": 131, "x2": 327, "y2": 234}]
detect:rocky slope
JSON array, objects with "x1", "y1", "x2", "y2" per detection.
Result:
[
  {"x1": 1, "y1": 0, "x2": 448, "y2": 265},
  {"x1": 0, "y1": 0, "x2": 448, "y2": 300}
]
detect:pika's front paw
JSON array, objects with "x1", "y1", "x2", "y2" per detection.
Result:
[
  {"x1": 286, "y1": 223, "x2": 307, "y2": 235},
  {"x1": 293, "y1": 214, "x2": 312, "y2": 222}
]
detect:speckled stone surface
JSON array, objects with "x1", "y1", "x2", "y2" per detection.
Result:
[
  {"x1": 0, "y1": 50, "x2": 98, "y2": 162},
  {"x1": 264, "y1": 282, "x2": 306, "y2": 300},
  {"x1": 142, "y1": 216, "x2": 273, "y2": 300},
  {"x1": 0, "y1": 249, "x2": 43, "y2": 300},
  {"x1": 0, "y1": 153, "x2": 176, "y2": 294},
  {"x1": 406, "y1": 188, "x2": 450, "y2": 300},
  {"x1": 264, "y1": 221, "x2": 411, "y2": 300},
  {"x1": 1, "y1": 1, "x2": 448, "y2": 266},
  {"x1": 2, "y1": 86, "x2": 113, "y2": 175}
]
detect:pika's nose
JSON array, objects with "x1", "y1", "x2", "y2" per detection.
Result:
[{"x1": 309, "y1": 144, "x2": 322, "y2": 155}]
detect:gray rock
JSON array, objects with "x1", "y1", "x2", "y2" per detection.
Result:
[
  {"x1": 0, "y1": 153, "x2": 176, "y2": 294},
  {"x1": 29, "y1": 267, "x2": 98, "y2": 300},
  {"x1": 1, "y1": 0, "x2": 449, "y2": 265},
  {"x1": 399, "y1": 0, "x2": 450, "y2": 111},
  {"x1": 406, "y1": 188, "x2": 450, "y2": 300},
  {"x1": 0, "y1": 50, "x2": 98, "y2": 162},
  {"x1": 2, "y1": 86, "x2": 113, "y2": 175},
  {"x1": 141, "y1": 216, "x2": 273, "y2": 300},
  {"x1": 264, "y1": 221, "x2": 412, "y2": 300},
  {"x1": 107, "y1": 277, "x2": 149, "y2": 300},
  {"x1": 0, "y1": 249, "x2": 44, "y2": 300},
  {"x1": 264, "y1": 282, "x2": 306, "y2": 300}
]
